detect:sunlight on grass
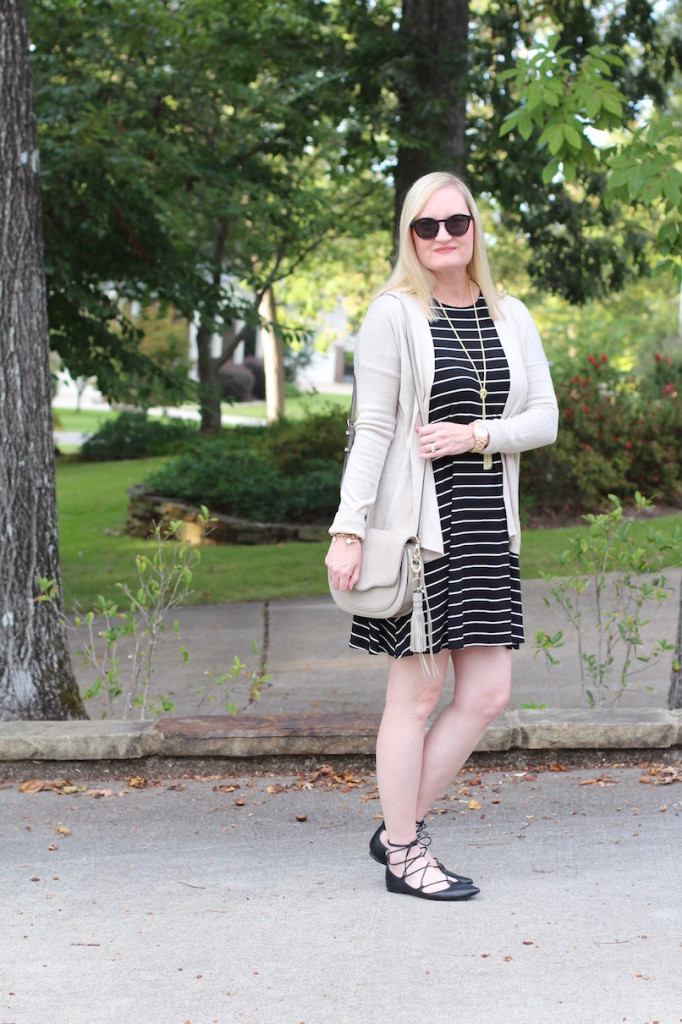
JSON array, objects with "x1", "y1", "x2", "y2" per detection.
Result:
[
  {"x1": 53, "y1": 407, "x2": 117, "y2": 435},
  {"x1": 57, "y1": 458, "x2": 681, "y2": 611},
  {"x1": 219, "y1": 390, "x2": 351, "y2": 421}
]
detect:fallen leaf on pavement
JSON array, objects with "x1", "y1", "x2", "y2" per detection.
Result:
[
  {"x1": 127, "y1": 777, "x2": 148, "y2": 789},
  {"x1": 579, "y1": 775, "x2": 619, "y2": 786},
  {"x1": 84, "y1": 789, "x2": 114, "y2": 799},
  {"x1": 649, "y1": 766, "x2": 681, "y2": 785},
  {"x1": 56, "y1": 825, "x2": 71, "y2": 836},
  {"x1": 468, "y1": 799, "x2": 482, "y2": 810},
  {"x1": 20, "y1": 779, "x2": 69, "y2": 794},
  {"x1": 308, "y1": 764, "x2": 365, "y2": 788}
]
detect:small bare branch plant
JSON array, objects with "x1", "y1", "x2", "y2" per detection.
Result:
[
  {"x1": 38, "y1": 509, "x2": 269, "y2": 719},
  {"x1": 533, "y1": 493, "x2": 680, "y2": 708}
]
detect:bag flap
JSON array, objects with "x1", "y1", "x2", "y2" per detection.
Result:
[{"x1": 353, "y1": 528, "x2": 415, "y2": 592}]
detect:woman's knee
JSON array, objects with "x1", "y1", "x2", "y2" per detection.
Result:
[
  {"x1": 385, "y1": 654, "x2": 448, "y2": 720},
  {"x1": 385, "y1": 679, "x2": 444, "y2": 721},
  {"x1": 480, "y1": 675, "x2": 511, "y2": 720},
  {"x1": 452, "y1": 647, "x2": 512, "y2": 721}
]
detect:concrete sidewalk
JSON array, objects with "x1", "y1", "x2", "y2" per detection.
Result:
[
  {"x1": 2, "y1": 764, "x2": 681, "y2": 1024},
  {"x1": 1, "y1": 573, "x2": 681, "y2": 761}
]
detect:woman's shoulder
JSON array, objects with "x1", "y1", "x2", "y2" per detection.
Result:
[
  {"x1": 494, "y1": 292, "x2": 541, "y2": 335},
  {"x1": 495, "y1": 292, "x2": 531, "y2": 319},
  {"x1": 368, "y1": 290, "x2": 421, "y2": 314},
  {"x1": 360, "y1": 290, "x2": 423, "y2": 333}
]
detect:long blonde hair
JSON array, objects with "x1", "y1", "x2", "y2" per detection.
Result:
[{"x1": 376, "y1": 171, "x2": 503, "y2": 320}]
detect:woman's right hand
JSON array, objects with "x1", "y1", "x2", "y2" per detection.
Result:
[{"x1": 325, "y1": 538, "x2": 363, "y2": 591}]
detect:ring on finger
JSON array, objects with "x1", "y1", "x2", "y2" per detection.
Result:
[{"x1": 430, "y1": 443, "x2": 436, "y2": 453}]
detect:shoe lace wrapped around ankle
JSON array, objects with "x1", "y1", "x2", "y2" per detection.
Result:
[
  {"x1": 416, "y1": 820, "x2": 432, "y2": 849},
  {"x1": 385, "y1": 838, "x2": 447, "y2": 893}
]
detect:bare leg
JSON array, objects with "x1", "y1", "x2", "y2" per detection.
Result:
[
  {"x1": 376, "y1": 650, "x2": 450, "y2": 843},
  {"x1": 375, "y1": 651, "x2": 453, "y2": 890},
  {"x1": 415, "y1": 645, "x2": 512, "y2": 820}
]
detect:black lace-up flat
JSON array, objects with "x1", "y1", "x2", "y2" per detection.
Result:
[
  {"x1": 369, "y1": 819, "x2": 473, "y2": 885},
  {"x1": 384, "y1": 838, "x2": 480, "y2": 902}
]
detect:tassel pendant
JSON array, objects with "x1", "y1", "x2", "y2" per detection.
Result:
[
  {"x1": 410, "y1": 589, "x2": 427, "y2": 653},
  {"x1": 483, "y1": 453, "x2": 493, "y2": 470}
]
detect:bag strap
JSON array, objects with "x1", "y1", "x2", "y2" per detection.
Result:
[
  {"x1": 341, "y1": 301, "x2": 434, "y2": 665},
  {"x1": 342, "y1": 301, "x2": 429, "y2": 494}
]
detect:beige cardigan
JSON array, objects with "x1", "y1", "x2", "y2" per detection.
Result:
[{"x1": 329, "y1": 291, "x2": 559, "y2": 556}]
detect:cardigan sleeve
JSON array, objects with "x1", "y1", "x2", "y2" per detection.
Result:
[
  {"x1": 484, "y1": 298, "x2": 559, "y2": 455},
  {"x1": 329, "y1": 296, "x2": 403, "y2": 538}
]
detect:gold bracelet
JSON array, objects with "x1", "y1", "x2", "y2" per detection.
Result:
[{"x1": 331, "y1": 533, "x2": 361, "y2": 545}]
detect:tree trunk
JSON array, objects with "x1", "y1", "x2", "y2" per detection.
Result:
[
  {"x1": 393, "y1": 0, "x2": 470, "y2": 240},
  {"x1": 0, "y1": 0, "x2": 86, "y2": 720},
  {"x1": 196, "y1": 320, "x2": 222, "y2": 433},
  {"x1": 196, "y1": 217, "x2": 228, "y2": 435},
  {"x1": 668, "y1": 580, "x2": 682, "y2": 709},
  {"x1": 259, "y1": 287, "x2": 285, "y2": 423}
]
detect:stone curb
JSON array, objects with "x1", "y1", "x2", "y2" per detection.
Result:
[{"x1": 0, "y1": 709, "x2": 681, "y2": 762}]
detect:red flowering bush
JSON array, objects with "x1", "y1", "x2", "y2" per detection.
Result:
[{"x1": 521, "y1": 353, "x2": 682, "y2": 516}]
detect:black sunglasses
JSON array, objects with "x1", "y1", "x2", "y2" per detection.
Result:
[{"x1": 410, "y1": 214, "x2": 473, "y2": 240}]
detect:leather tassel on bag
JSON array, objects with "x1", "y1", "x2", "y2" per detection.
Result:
[
  {"x1": 409, "y1": 541, "x2": 437, "y2": 673},
  {"x1": 410, "y1": 588, "x2": 427, "y2": 652},
  {"x1": 409, "y1": 542, "x2": 429, "y2": 654}
]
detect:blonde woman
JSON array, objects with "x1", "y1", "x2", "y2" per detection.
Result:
[{"x1": 326, "y1": 172, "x2": 558, "y2": 900}]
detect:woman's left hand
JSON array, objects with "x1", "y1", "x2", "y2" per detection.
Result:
[{"x1": 417, "y1": 422, "x2": 475, "y2": 459}]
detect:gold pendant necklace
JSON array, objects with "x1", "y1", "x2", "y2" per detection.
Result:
[{"x1": 436, "y1": 282, "x2": 493, "y2": 470}]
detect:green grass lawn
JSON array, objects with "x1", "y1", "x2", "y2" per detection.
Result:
[
  {"x1": 57, "y1": 457, "x2": 682, "y2": 611},
  {"x1": 223, "y1": 389, "x2": 351, "y2": 420},
  {"x1": 53, "y1": 407, "x2": 117, "y2": 436},
  {"x1": 57, "y1": 457, "x2": 334, "y2": 609}
]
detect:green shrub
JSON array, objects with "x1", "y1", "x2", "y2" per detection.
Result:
[
  {"x1": 637, "y1": 349, "x2": 682, "y2": 402},
  {"x1": 81, "y1": 412, "x2": 197, "y2": 461},
  {"x1": 218, "y1": 361, "x2": 255, "y2": 402},
  {"x1": 521, "y1": 354, "x2": 682, "y2": 516},
  {"x1": 254, "y1": 407, "x2": 347, "y2": 476},
  {"x1": 142, "y1": 439, "x2": 340, "y2": 523},
  {"x1": 243, "y1": 357, "x2": 266, "y2": 400}
]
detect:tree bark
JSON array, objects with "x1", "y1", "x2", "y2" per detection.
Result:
[
  {"x1": 196, "y1": 320, "x2": 222, "y2": 434},
  {"x1": 393, "y1": 0, "x2": 470, "y2": 240},
  {"x1": 668, "y1": 581, "x2": 682, "y2": 709},
  {"x1": 259, "y1": 287, "x2": 285, "y2": 423},
  {"x1": 197, "y1": 217, "x2": 228, "y2": 435},
  {"x1": 0, "y1": 0, "x2": 86, "y2": 719}
]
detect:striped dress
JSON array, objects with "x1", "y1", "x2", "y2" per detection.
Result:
[{"x1": 349, "y1": 295, "x2": 524, "y2": 657}]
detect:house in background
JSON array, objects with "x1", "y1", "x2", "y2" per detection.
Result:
[{"x1": 53, "y1": 301, "x2": 354, "y2": 409}]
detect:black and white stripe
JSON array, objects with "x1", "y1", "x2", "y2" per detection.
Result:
[{"x1": 350, "y1": 295, "x2": 524, "y2": 656}]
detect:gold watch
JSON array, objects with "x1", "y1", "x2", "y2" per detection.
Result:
[{"x1": 471, "y1": 420, "x2": 489, "y2": 454}]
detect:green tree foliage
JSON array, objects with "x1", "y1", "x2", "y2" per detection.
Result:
[
  {"x1": 32, "y1": 0, "x2": 206, "y2": 402},
  {"x1": 497, "y1": 8, "x2": 682, "y2": 288},
  {"x1": 29, "y1": 0, "x2": 682, "y2": 404},
  {"x1": 30, "y1": 0, "x2": 392, "y2": 422}
]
